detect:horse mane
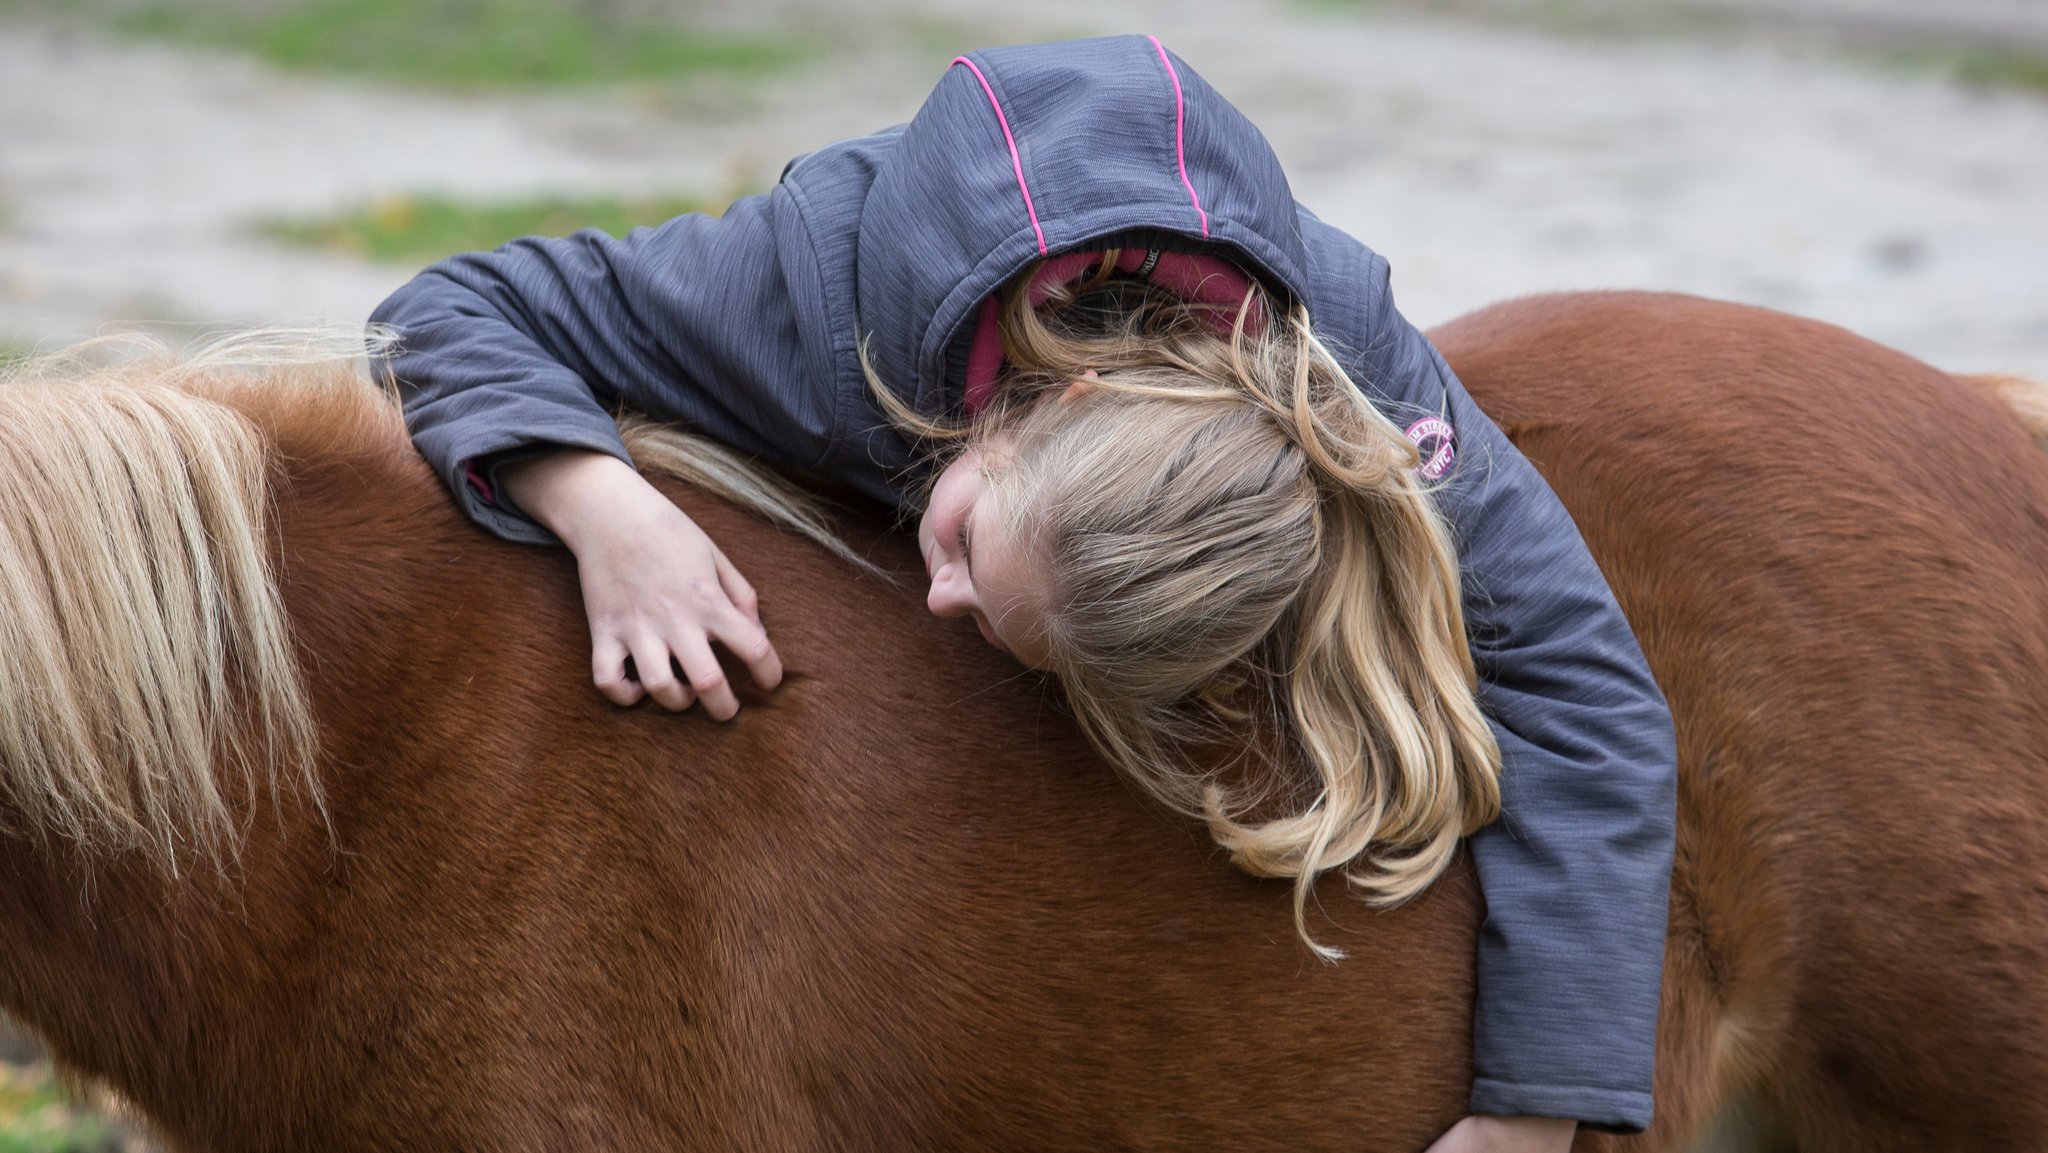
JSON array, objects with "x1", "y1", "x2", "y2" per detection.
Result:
[
  {"x1": 0, "y1": 335, "x2": 332, "y2": 871},
  {"x1": 0, "y1": 331, "x2": 861, "y2": 876},
  {"x1": 1970, "y1": 373, "x2": 2048, "y2": 454},
  {"x1": 616, "y1": 414, "x2": 882, "y2": 576}
]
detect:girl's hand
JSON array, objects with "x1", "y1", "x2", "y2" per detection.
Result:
[
  {"x1": 497, "y1": 449, "x2": 782, "y2": 720},
  {"x1": 1422, "y1": 1116, "x2": 1577, "y2": 1153}
]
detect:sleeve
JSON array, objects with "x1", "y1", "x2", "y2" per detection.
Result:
[
  {"x1": 368, "y1": 188, "x2": 837, "y2": 545},
  {"x1": 1353, "y1": 262, "x2": 1679, "y2": 1133}
]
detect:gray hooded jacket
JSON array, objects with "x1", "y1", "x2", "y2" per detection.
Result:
[{"x1": 372, "y1": 34, "x2": 1677, "y2": 1132}]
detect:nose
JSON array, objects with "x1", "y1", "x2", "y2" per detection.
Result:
[{"x1": 926, "y1": 560, "x2": 976, "y2": 619}]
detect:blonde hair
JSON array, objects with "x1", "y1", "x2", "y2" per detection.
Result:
[
  {"x1": 0, "y1": 332, "x2": 332, "y2": 874},
  {"x1": 869, "y1": 253, "x2": 1502, "y2": 958}
]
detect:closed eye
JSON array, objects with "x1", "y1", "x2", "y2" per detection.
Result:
[{"x1": 957, "y1": 521, "x2": 973, "y2": 573}]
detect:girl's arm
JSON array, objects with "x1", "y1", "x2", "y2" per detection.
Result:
[
  {"x1": 371, "y1": 190, "x2": 832, "y2": 712},
  {"x1": 1351, "y1": 255, "x2": 1679, "y2": 1134},
  {"x1": 370, "y1": 188, "x2": 839, "y2": 546}
]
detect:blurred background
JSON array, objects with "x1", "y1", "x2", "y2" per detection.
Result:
[
  {"x1": 2, "y1": 0, "x2": 2046, "y2": 376},
  {"x1": 0, "y1": 0, "x2": 2044, "y2": 1146}
]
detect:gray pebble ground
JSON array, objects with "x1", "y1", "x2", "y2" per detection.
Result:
[{"x1": 1, "y1": 0, "x2": 2045, "y2": 378}]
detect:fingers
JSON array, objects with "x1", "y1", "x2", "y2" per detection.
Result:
[
  {"x1": 591, "y1": 637, "x2": 646, "y2": 707},
  {"x1": 726, "y1": 621, "x2": 783, "y2": 695},
  {"x1": 672, "y1": 572, "x2": 782, "y2": 714},
  {"x1": 576, "y1": 532, "x2": 779, "y2": 719},
  {"x1": 671, "y1": 635, "x2": 740, "y2": 722},
  {"x1": 592, "y1": 618, "x2": 774, "y2": 721},
  {"x1": 594, "y1": 638, "x2": 705, "y2": 713},
  {"x1": 703, "y1": 571, "x2": 783, "y2": 693},
  {"x1": 713, "y1": 549, "x2": 762, "y2": 625},
  {"x1": 625, "y1": 635, "x2": 697, "y2": 713}
]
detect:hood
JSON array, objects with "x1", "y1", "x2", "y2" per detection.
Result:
[{"x1": 855, "y1": 35, "x2": 1312, "y2": 413}]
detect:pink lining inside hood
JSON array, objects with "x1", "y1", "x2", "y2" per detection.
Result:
[{"x1": 960, "y1": 247, "x2": 1266, "y2": 418}]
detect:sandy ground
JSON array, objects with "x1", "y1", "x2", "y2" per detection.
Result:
[{"x1": 1, "y1": 0, "x2": 2045, "y2": 380}]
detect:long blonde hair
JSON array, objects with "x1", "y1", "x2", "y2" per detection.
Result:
[{"x1": 868, "y1": 253, "x2": 1502, "y2": 958}]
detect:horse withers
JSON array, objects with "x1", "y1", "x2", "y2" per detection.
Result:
[{"x1": 0, "y1": 293, "x2": 2043, "y2": 1151}]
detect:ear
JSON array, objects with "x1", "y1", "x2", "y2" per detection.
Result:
[{"x1": 1059, "y1": 369, "x2": 1100, "y2": 404}]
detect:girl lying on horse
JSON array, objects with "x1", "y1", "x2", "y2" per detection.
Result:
[{"x1": 374, "y1": 35, "x2": 1676, "y2": 1153}]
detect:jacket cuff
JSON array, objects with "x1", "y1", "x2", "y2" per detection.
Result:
[
  {"x1": 449, "y1": 437, "x2": 634, "y2": 548},
  {"x1": 1469, "y1": 1078, "x2": 1653, "y2": 1135}
]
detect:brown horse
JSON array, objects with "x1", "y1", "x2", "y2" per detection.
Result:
[{"x1": 0, "y1": 293, "x2": 2042, "y2": 1152}]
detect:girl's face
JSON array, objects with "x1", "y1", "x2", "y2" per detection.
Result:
[{"x1": 918, "y1": 442, "x2": 1053, "y2": 670}]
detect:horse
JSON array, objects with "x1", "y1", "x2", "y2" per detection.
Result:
[{"x1": 0, "y1": 292, "x2": 2042, "y2": 1152}]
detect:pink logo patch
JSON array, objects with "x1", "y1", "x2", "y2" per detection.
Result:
[{"x1": 1405, "y1": 416, "x2": 1457, "y2": 480}]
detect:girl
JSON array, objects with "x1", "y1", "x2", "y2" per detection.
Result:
[{"x1": 373, "y1": 35, "x2": 1676, "y2": 1152}]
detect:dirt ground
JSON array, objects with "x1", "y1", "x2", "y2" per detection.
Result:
[{"x1": 2, "y1": 0, "x2": 2044, "y2": 378}]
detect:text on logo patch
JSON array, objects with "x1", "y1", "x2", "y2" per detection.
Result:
[{"x1": 1405, "y1": 416, "x2": 1456, "y2": 480}]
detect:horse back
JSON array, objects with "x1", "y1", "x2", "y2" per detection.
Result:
[{"x1": 241, "y1": 386, "x2": 1483, "y2": 1151}]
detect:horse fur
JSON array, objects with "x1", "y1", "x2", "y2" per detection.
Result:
[{"x1": 0, "y1": 293, "x2": 2044, "y2": 1152}]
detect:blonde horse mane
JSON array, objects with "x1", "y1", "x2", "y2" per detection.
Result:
[
  {"x1": 1969, "y1": 373, "x2": 2048, "y2": 455},
  {"x1": 0, "y1": 332, "x2": 333, "y2": 872},
  {"x1": 617, "y1": 415, "x2": 880, "y2": 576},
  {"x1": 0, "y1": 329, "x2": 863, "y2": 873}
]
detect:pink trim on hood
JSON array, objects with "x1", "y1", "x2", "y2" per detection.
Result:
[
  {"x1": 1147, "y1": 35, "x2": 1209, "y2": 238},
  {"x1": 951, "y1": 56, "x2": 1048, "y2": 256}
]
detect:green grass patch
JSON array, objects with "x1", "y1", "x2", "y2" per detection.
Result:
[
  {"x1": 1866, "y1": 44, "x2": 2048, "y2": 97},
  {"x1": 7, "y1": 0, "x2": 806, "y2": 89},
  {"x1": 1948, "y1": 49, "x2": 2048, "y2": 95},
  {"x1": 262, "y1": 190, "x2": 749, "y2": 265},
  {"x1": 0, "y1": 1063, "x2": 116, "y2": 1153}
]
